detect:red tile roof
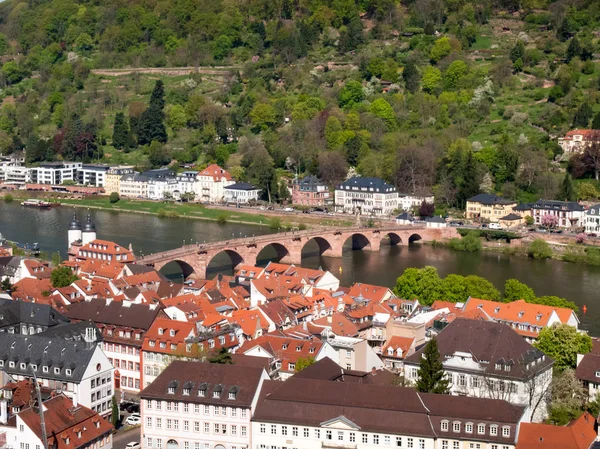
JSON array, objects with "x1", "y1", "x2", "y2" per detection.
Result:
[
  {"x1": 516, "y1": 412, "x2": 596, "y2": 449},
  {"x1": 198, "y1": 164, "x2": 232, "y2": 181},
  {"x1": 348, "y1": 282, "x2": 393, "y2": 303},
  {"x1": 240, "y1": 334, "x2": 322, "y2": 374},
  {"x1": 381, "y1": 336, "x2": 415, "y2": 360},
  {"x1": 23, "y1": 260, "x2": 52, "y2": 279},
  {"x1": 11, "y1": 278, "x2": 53, "y2": 302},
  {"x1": 142, "y1": 318, "x2": 196, "y2": 354}
]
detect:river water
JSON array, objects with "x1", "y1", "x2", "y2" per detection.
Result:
[{"x1": 1, "y1": 201, "x2": 599, "y2": 335}]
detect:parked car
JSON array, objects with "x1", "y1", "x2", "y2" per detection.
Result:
[
  {"x1": 126, "y1": 442, "x2": 141, "y2": 449},
  {"x1": 480, "y1": 223, "x2": 488, "y2": 229},
  {"x1": 125, "y1": 415, "x2": 141, "y2": 426},
  {"x1": 488, "y1": 223, "x2": 502, "y2": 230},
  {"x1": 283, "y1": 207, "x2": 294, "y2": 212},
  {"x1": 127, "y1": 404, "x2": 140, "y2": 413},
  {"x1": 119, "y1": 402, "x2": 133, "y2": 411}
]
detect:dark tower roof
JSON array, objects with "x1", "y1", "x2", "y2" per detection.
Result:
[
  {"x1": 83, "y1": 214, "x2": 96, "y2": 232},
  {"x1": 69, "y1": 214, "x2": 82, "y2": 231}
]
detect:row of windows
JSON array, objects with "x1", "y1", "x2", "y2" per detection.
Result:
[
  {"x1": 146, "y1": 401, "x2": 248, "y2": 419},
  {"x1": 121, "y1": 376, "x2": 140, "y2": 389},
  {"x1": 440, "y1": 443, "x2": 510, "y2": 449},
  {"x1": 147, "y1": 439, "x2": 241, "y2": 449},
  {"x1": 105, "y1": 335, "x2": 142, "y2": 344},
  {"x1": 258, "y1": 424, "x2": 425, "y2": 448},
  {"x1": 147, "y1": 418, "x2": 248, "y2": 436},
  {"x1": 108, "y1": 358, "x2": 140, "y2": 372},
  {"x1": 0, "y1": 360, "x2": 74, "y2": 376},
  {"x1": 440, "y1": 421, "x2": 511, "y2": 438}
]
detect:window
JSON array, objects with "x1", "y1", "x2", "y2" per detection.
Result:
[
  {"x1": 466, "y1": 423, "x2": 473, "y2": 433},
  {"x1": 418, "y1": 440, "x2": 425, "y2": 449},
  {"x1": 441, "y1": 421, "x2": 449, "y2": 431},
  {"x1": 184, "y1": 443, "x2": 189, "y2": 449},
  {"x1": 147, "y1": 400, "x2": 153, "y2": 409},
  {"x1": 231, "y1": 425, "x2": 237, "y2": 436},
  {"x1": 241, "y1": 426, "x2": 247, "y2": 437},
  {"x1": 349, "y1": 433, "x2": 355, "y2": 443},
  {"x1": 502, "y1": 426, "x2": 510, "y2": 437},
  {"x1": 453, "y1": 422, "x2": 461, "y2": 433},
  {"x1": 204, "y1": 423, "x2": 209, "y2": 434},
  {"x1": 289, "y1": 363, "x2": 296, "y2": 371},
  {"x1": 214, "y1": 424, "x2": 220, "y2": 434},
  {"x1": 167, "y1": 402, "x2": 172, "y2": 411},
  {"x1": 396, "y1": 437, "x2": 402, "y2": 447},
  {"x1": 490, "y1": 425, "x2": 498, "y2": 436},
  {"x1": 315, "y1": 429, "x2": 321, "y2": 439},
  {"x1": 156, "y1": 401, "x2": 162, "y2": 411},
  {"x1": 166, "y1": 420, "x2": 172, "y2": 430},
  {"x1": 442, "y1": 442, "x2": 448, "y2": 449},
  {"x1": 194, "y1": 404, "x2": 200, "y2": 414},
  {"x1": 407, "y1": 438, "x2": 413, "y2": 448},
  {"x1": 362, "y1": 434, "x2": 368, "y2": 444},
  {"x1": 373, "y1": 435, "x2": 380, "y2": 445},
  {"x1": 271, "y1": 425, "x2": 277, "y2": 435},
  {"x1": 146, "y1": 417, "x2": 152, "y2": 428},
  {"x1": 184, "y1": 421, "x2": 189, "y2": 432},
  {"x1": 477, "y1": 423, "x2": 485, "y2": 434},
  {"x1": 183, "y1": 388, "x2": 190, "y2": 396},
  {"x1": 241, "y1": 409, "x2": 247, "y2": 418},
  {"x1": 194, "y1": 422, "x2": 200, "y2": 433},
  {"x1": 260, "y1": 424, "x2": 266, "y2": 434},
  {"x1": 293, "y1": 427, "x2": 298, "y2": 437},
  {"x1": 453, "y1": 443, "x2": 459, "y2": 449},
  {"x1": 167, "y1": 386, "x2": 175, "y2": 394},
  {"x1": 155, "y1": 418, "x2": 162, "y2": 429},
  {"x1": 305, "y1": 428, "x2": 310, "y2": 438},
  {"x1": 147, "y1": 438, "x2": 153, "y2": 448},
  {"x1": 384, "y1": 436, "x2": 391, "y2": 445},
  {"x1": 204, "y1": 405, "x2": 210, "y2": 415}
]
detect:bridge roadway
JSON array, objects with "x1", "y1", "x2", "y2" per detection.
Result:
[{"x1": 136, "y1": 225, "x2": 459, "y2": 279}]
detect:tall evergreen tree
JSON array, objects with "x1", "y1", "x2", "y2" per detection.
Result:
[
  {"x1": 559, "y1": 172, "x2": 575, "y2": 201},
  {"x1": 457, "y1": 150, "x2": 479, "y2": 208},
  {"x1": 112, "y1": 112, "x2": 129, "y2": 150},
  {"x1": 566, "y1": 37, "x2": 581, "y2": 62},
  {"x1": 593, "y1": 112, "x2": 600, "y2": 130},
  {"x1": 138, "y1": 80, "x2": 167, "y2": 145},
  {"x1": 415, "y1": 338, "x2": 450, "y2": 394},
  {"x1": 573, "y1": 103, "x2": 593, "y2": 128},
  {"x1": 403, "y1": 60, "x2": 420, "y2": 93}
]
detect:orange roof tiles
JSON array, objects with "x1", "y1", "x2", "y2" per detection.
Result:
[
  {"x1": 11, "y1": 278, "x2": 52, "y2": 302},
  {"x1": 79, "y1": 259, "x2": 124, "y2": 279},
  {"x1": 198, "y1": 164, "x2": 232, "y2": 181},
  {"x1": 516, "y1": 412, "x2": 596, "y2": 449},
  {"x1": 562, "y1": 129, "x2": 598, "y2": 141},
  {"x1": 381, "y1": 336, "x2": 415, "y2": 360},
  {"x1": 312, "y1": 313, "x2": 360, "y2": 337},
  {"x1": 240, "y1": 334, "x2": 322, "y2": 373},
  {"x1": 348, "y1": 282, "x2": 393, "y2": 303},
  {"x1": 228, "y1": 309, "x2": 268, "y2": 337},
  {"x1": 142, "y1": 318, "x2": 196, "y2": 354},
  {"x1": 23, "y1": 259, "x2": 52, "y2": 279}
]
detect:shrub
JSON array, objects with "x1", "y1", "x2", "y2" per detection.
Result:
[
  {"x1": 216, "y1": 212, "x2": 228, "y2": 224},
  {"x1": 298, "y1": 223, "x2": 307, "y2": 230},
  {"x1": 109, "y1": 192, "x2": 120, "y2": 204},
  {"x1": 527, "y1": 239, "x2": 552, "y2": 260},
  {"x1": 575, "y1": 233, "x2": 586, "y2": 244},
  {"x1": 157, "y1": 208, "x2": 167, "y2": 218},
  {"x1": 269, "y1": 217, "x2": 282, "y2": 230},
  {"x1": 449, "y1": 231, "x2": 482, "y2": 252},
  {"x1": 3, "y1": 194, "x2": 13, "y2": 203}
]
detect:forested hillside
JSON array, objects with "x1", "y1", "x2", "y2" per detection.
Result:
[{"x1": 0, "y1": 0, "x2": 599, "y2": 208}]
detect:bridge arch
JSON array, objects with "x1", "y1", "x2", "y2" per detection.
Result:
[
  {"x1": 381, "y1": 232, "x2": 402, "y2": 246},
  {"x1": 256, "y1": 242, "x2": 291, "y2": 265},
  {"x1": 408, "y1": 233, "x2": 423, "y2": 244},
  {"x1": 301, "y1": 236, "x2": 333, "y2": 258},
  {"x1": 158, "y1": 260, "x2": 197, "y2": 281},
  {"x1": 206, "y1": 249, "x2": 245, "y2": 278},
  {"x1": 342, "y1": 233, "x2": 372, "y2": 251}
]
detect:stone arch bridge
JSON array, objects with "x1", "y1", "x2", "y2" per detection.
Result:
[{"x1": 136, "y1": 225, "x2": 458, "y2": 279}]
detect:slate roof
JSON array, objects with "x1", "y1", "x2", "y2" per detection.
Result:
[
  {"x1": 63, "y1": 298, "x2": 162, "y2": 330},
  {"x1": 513, "y1": 203, "x2": 533, "y2": 212},
  {"x1": 426, "y1": 216, "x2": 446, "y2": 223},
  {"x1": 404, "y1": 318, "x2": 553, "y2": 380},
  {"x1": 0, "y1": 256, "x2": 21, "y2": 278},
  {"x1": 337, "y1": 177, "x2": 396, "y2": 193},
  {"x1": 396, "y1": 212, "x2": 413, "y2": 220},
  {"x1": 532, "y1": 199, "x2": 584, "y2": 212},
  {"x1": 296, "y1": 175, "x2": 327, "y2": 190},
  {"x1": 253, "y1": 377, "x2": 524, "y2": 442},
  {"x1": 293, "y1": 357, "x2": 394, "y2": 385},
  {"x1": 225, "y1": 182, "x2": 260, "y2": 191},
  {"x1": 575, "y1": 351, "x2": 600, "y2": 383},
  {"x1": 468, "y1": 193, "x2": 516, "y2": 205},
  {"x1": 140, "y1": 360, "x2": 265, "y2": 408},
  {"x1": 0, "y1": 333, "x2": 102, "y2": 382},
  {"x1": 0, "y1": 299, "x2": 69, "y2": 330},
  {"x1": 499, "y1": 213, "x2": 523, "y2": 221}
]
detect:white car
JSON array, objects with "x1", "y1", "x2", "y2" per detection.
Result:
[
  {"x1": 126, "y1": 443, "x2": 141, "y2": 449},
  {"x1": 125, "y1": 415, "x2": 141, "y2": 426},
  {"x1": 283, "y1": 207, "x2": 294, "y2": 212},
  {"x1": 488, "y1": 223, "x2": 502, "y2": 230}
]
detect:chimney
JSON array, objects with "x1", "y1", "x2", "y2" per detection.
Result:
[{"x1": 371, "y1": 367, "x2": 377, "y2": 376}]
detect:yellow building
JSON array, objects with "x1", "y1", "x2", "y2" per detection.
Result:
[
  {"x1": 104, "y1": 166, "x2": 135, "y2": 195},
  {"x1": 466, "y1": 194, "x2": 517, "y2": 222}
]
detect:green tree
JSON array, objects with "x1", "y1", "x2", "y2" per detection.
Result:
[
  {"x1": 444, "y1": 60, "x2": 468, "y2": 89},
  {"x1": 566, "y1": 37, "x2": 581, "y2": 62},
  {"x1": 573, "y1": 103, "x2": 593, "y2": 128},
  {"x1": 368, "y1": 98, "x2": 396, "y2": 130},
  {"x1": 503, "y1": 279, "x2": 536, "y2": 302},
  {"x1": 548, "y1": 369, "x2": 587, "y2": 425},
  {"x1": 527, "y1": 239, "x2": 553, "y2": 260},
  {"x1": 421, "y1": 66, "x2": 442, "y2": 94},
  {"x1": 1, "y1": 278, "x2": 14, "y2": 292},
  {"x1": 429, "y1": 37, "x2": 452, "y2": 63},
  {"x1": 109, "y1": 192, "x2": 120, "y2": 203},
  {"x1": 51, "y1": 252, "x2": 62, "y2": 268},
  {"x1": 166, "y1": 105, "x2": 187, "y2": 131},
  {"x1": 338, "y1": 81, "x2": 364, "y2": 108},
  {"x1": 402, "y1": 60, "x2": 420, "y2": 93},
  {"x1": 558, "y1": 172, "x2": 575, "y2": 202},
  {"x1": 111, "y1": 396, "x2": 119, "y2": 428},
  {"x1": 209, "y1": 347, "x2": 233, "y2": 364},
  {"x1": 463, "y1": 275, "x2": 501, "y2": 301},
  {"x1": 2, "y1": 62, "x2": 28, "y2": 85},
  {"x1": 592, "y1": 112, "x2": 600, "y2": 130},
  {"x1": 509, "y1": 41, "x2": 525, "y2": 63},
  {"x1": 393, "y1": 266, "x2": 442, "y2": 306},
  {"x1": 415, "y1": 338, "x2": 450, "y2": 394},
  {"x1": 535, "y1": 323, "x2": 592, "y2": 370},
  {"x1": 295, "y1": 356, "x2": 316, "y2": 372},
  {"x1": 138, "y1": 80, "x2": 167, "y2": 145},
  {"x1": 148, "y1": 141, "x2": 171, "y2": 168},
  {"x1": 50, "y1": 266, "x2": 79, "y2": 288},
  {"x1": 250, "y1": 103, "x2": 277, "y2": 130},
  {"x1": 112, "y1": 112, "x2": 129, "y2": 150}
]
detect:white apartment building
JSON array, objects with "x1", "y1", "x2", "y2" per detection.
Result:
[
  {"x1": 585, "y1": 204, "x2": 600, "y2": 235},
  {"x1": 0, "y1": 164, "x2": 30, "y2": 185},
  {"x1": 141, "y1": 361, "x2": 269, "y2": 449},
  {"x1": 398, "y1": 193, "x2": 435, "y2": 212},
  {"x1": 531, "y1": 199, "x2": 585, "y2": 229},
  {"x1": 315, "y1": 332, "x2": 383, "y2": 371},
  {"x1": 335, "y1": 177, "x2": 398, "y2": 216},
  {"x1": 0, "y1": 328, "x2": 115, "y2": 420},
  {"x1": 403, "y1": 319, "x2": 553, "y2": 422},
  {"x1": 224, "y1": 183, "x2": 261, "y2": 204},
  {"x1": 196, "y1": 164, "x2": 234, "y2": 203},
  {"x1": 30, "y1": 162, "x2": 82, "y2": 185},
  {"x1": 120, "y1": 174, "x2": 149, "y2": 198},
  {"x1": 177, "y1": 171, "x2": 198, "y2": 199},
  {"x1": 252, "y1": 376, "x2": 524, "y2": 449},
  {"x1": 148, "y1": 177, "x2": 180, "y2": 200},
  {"x1": 78, "y1": 164, "x2": 111, "y2": 187}
]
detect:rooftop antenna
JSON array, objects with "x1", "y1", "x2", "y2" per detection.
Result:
[{"x1": 31, "y1": 367, "x2": 48, "y2": 449}]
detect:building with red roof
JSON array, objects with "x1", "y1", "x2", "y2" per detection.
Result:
[
  {"x1": 516, "y1": 412, "x2": 597, "y2": 449},
  {"x1": 558, "y1": 129, "x2": 600, "y2": 157},
  {"x1": 195, "y1": 164, "x2": 234, "y2": 202}
]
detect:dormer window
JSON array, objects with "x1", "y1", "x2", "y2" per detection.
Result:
[
  {"x1": 296, "y1": 346, "x2": 302, "y2": 352},
  {"x1": 158, "y1": 328, "x2": 164, "y2": 335},
  {"x1": 168, "y1": 386, "x2": 175, "y2": 394},
  {"x1": 66, "y1": 369, "x2": 72, "y2": 376},
  {"x1": 183, "y1": 388, "x2": 190, "y2": 396},
  {"x1": 170, "y1": 329, "x2": 175, "y2": 337},
  {"x1": 536, "y1": 314, "x2": 542, "y2": 321},
  {"x1": 160, "y1": 342, "x2": 166, "y2": 349},
  {"x1": 504, "y1": 365, "x2": 511, "y2": 372},
  {"x1": 31, "y1": 364, "x2": 37, "y2": 371},
  {"x1": 43, "y1": 366, "x2": 49, "y2": 373},
  {"x1": 149, "y1": 341, "x2": 155, "y2": 347},
  {"x1": 228, "y1": 386, "x2": 239, "y2": 400},
  {"x1": 8, "y1": 361, "x2": 15, "y2": 368},
  {"x1": 282, "y1": 344, "x2": 288, "y2": 350},
  {"x1": 494, "y1": 307, "x2": 500, "y2": 313},
  {"x1": 518, "y1": 311, "x2": 524, "y2": 318},
  {"x1": 198, "y1": 384, "x2": 207, "y2": 397},
  {"x1": 441, "y1": 421, "x2": 449, "y2": 432},
  {"x1": 495, "y1": 363, "x2": 501, "y2": 370},
  {"x1": 20, "y1": 363, "x2": 26, "y2": 370},
  {"x1": 213, "y1": 390, "x2": 220, "y2": 398},
  {"x1": 54, "y1": 367, "x2": 60, "y2": 374},
  {"x1": 453, "y1": 422, "x2": 461, "y2": 433},
  {"x1": 309, "y1": 348, "x2": 315, "y2": 353}
]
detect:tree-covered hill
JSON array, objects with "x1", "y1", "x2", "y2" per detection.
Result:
[{"x1": 0, "y1": 0, "x2": 599, "y2": 208}]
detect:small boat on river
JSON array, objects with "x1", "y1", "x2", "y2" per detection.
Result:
[{"x1": 21, "y1": 199, "x2": 52, "y2": 208}]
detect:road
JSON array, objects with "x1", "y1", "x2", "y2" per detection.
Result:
[{"x1": 113, "y1": 427, "x2": 141, "y2": 449}]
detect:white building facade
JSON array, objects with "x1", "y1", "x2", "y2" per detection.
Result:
[
  {"x1": 30, "y1": 162, "x2": 82, "y2": 185},
  {"x1": 585, "y1": 204, "x2": 600, "y2": 235},
  {"x1": 224, "y1": 183, "x2": 261, "y2": 204},
  {"x1": 335, "y1": 177, "x2": 398, "y2": 216}
]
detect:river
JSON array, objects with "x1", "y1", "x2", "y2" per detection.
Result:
[{"x1": 1, "y1": 201, "x2": 599, "y2": 335}]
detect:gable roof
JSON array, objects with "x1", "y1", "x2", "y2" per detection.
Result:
[
  {"x1": 142, "y1": 318, "x2": 196, "y2": 354},
  {"x1": 337, "y1": 177, "x2": 396, "y2": 192},
  {"x1": 0, "y1": 299, "x2": 69, "y2": 329},
  {"x1": 468, "y1": 193, "x2": 516, "y2": 205},
  {"x1": 63, "y1": 299, "x2": 162, "y2": 330}
]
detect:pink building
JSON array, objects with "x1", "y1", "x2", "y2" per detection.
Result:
[
  {"x1": 292, "y1": 175, "x2": 330, "y2": 207},
  {"x1": 141, "y1": 360, "x2": 269, "y2": 449}
]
